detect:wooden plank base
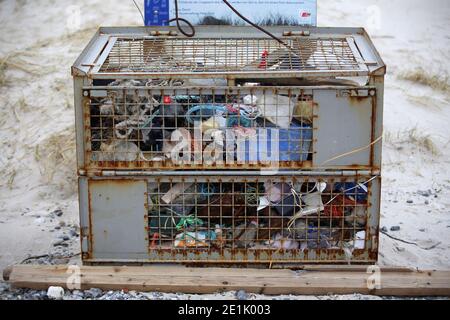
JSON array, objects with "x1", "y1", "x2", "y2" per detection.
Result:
[{"x1": 4, "y1": 265, "x2": 450, "y2": 296}]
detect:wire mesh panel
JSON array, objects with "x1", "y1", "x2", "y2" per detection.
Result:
[
  {"x1": 144, "y1": 175, "x2": 379, "y2": 264},
  {"x1": 85, "y1": 86, "x2": 315, "y2": 170},
  {"x1": 97, "y1": 37, "x2": 363, "y2": 75}
]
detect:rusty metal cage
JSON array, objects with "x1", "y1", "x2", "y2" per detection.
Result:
[
  {"x1": 83, "y1": 84, "x2": 381, "y2": 170},
  {"x1": 79, "y1": 174, "x2": 380, "y2": 265},
  {"x1": 73, "y1": 27, "x2": 385, "y2": 265}
]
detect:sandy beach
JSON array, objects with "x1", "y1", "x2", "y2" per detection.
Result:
[{"x1": 0, "y1": 0, "x2": 449, "y2": 299}]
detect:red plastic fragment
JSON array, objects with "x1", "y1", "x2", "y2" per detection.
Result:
[{"x1": 259, "y1": 50, "x2": 269, "y2": 69}]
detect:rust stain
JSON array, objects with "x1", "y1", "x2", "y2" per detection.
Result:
[
  {"x1": 347, "y1": 95, "x2": 369, "y2": 105},
  {"x1": 87, "y1": 180, "x2": 94, "y2": 260},
  {"x1": 370, "y1": 91, "x2": 377, "y2": 168},
  {"x1": 88, "y1": 160, "x2": 319, "y2": 171}
]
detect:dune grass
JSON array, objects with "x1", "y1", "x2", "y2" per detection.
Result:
[
  {"x1": 398, "y1": 67, "x2": 450, "y2": 94},
  {"x1": 37, "y1": 128, "x2": 76, "y2": 185},
  {"x1": 385, "y1": 127, "x2": 441, "y2": 156}
]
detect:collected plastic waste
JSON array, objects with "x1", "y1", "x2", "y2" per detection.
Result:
[
  {"x1": 246, "y1": 92, "x2": 296, "y2": 129},
  {"x1": 234, "y1": 221, "x2": 258, "y2": 248},
  {"x1": 241, "y1": 121, "x2": 312, "y2": 162},
  {"x1": 174, "y1": 231, "x2": 217, "y2": 248},
  {"x1": 91, "y1": 80, "x2": 316, "y2": 167},
  {"x1": 141, "y1": 156, "x2": 370, "y2": 251},
  {"x1": 334, "y1": 182, "x2": 369, "y2": 203}
]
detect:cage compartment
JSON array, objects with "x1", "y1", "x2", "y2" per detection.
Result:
[
  {"x1": 74, "y1": 27, "x2": 385, "y2": 173},
  {"x1": 85, "y1": 86, "x2": 315, "y2": 170},
  {"x1": 79, "y1": 175, "x2": 381, "y2": 264},
  {"x1": 71, "y1": 26, "x2": 386, "y2": 79},
  {"x1": 98, "y1": 37, "x2": 362, "y2": 75},
  {"x1": 83, "y1": 85, "x2": 377, "y2": 170}
]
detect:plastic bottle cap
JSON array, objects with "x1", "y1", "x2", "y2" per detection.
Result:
[{"x1": 163, "y1": 96, "x2": 172, "y2": 104}]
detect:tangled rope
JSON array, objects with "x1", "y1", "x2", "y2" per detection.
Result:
[
  {"x1": 185, "y1": 104, "x2": 260, "y2": 128},
  {"x1": 287, "y1": 177, "x2": 378, "y2": 233},
  {"x1": 145, "y1": 79, "x2": 185, "y2": 87},
  {"x1": 115, "y1": 100, "x2": 160, "y2": 139}
]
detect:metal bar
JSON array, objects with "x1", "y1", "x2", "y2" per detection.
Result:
[
  {"x1": 346, "y1": 37, "x2": 369, "y2": 73},
  {"x1": 90, "y1": 37, "x2": 118, "y2": 74},
  {"x1": 98, "y1": 170, "x2": 374, "y2": 177},
  {"x1": 72, "y1": 34, "x2": 110, "y2": 76},
  {"x1": 90, "y1": 70, "x2": 370, "y2": 79},
  {"x1": 83, "y1": 85, "x2": 378, "y2": 91},
  {"x1": 73, "y1": 77, "x2": 86, "y2": 169}
]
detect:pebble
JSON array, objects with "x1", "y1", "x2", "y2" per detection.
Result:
[
  {"x1": 33, "y1": 293, "x2": 44, "y2": 300},
  {"x1": 47, "y1": 286, "x2": 65, "y2": 300},
  {"x1": 418, "y1": 190, "x2": 431, "y2": 197},
  {"x1": 0, "y1": 283, "x2": 9, "y2": 294},
  {"x1": 406, "y1": 200, "x2": 414, "y2": 204},
  {"x1": 390, "y1": 226, "x2": 401, "y2": 232},
  {"x1": 72, "y1": 290, "x2": 84, "y2": 298},
  {"x1": 59, "y1": 221, "x2": 66, "y2": 227},
  {"x1": 419, "y1": 228, "x2": 426, "y2": 232},
  {"x1": 85, "y1": 288, "x2": 103, "y2": 299},
  {"x1": 53, "y1": 258, "x2": 70, "y2": 265},
  {"x1": 425, "y1": 200, "x2": 430, "y2": 205},
  {"x1": 54, "y1": 210, "x2": 63, "y2": 217},
  {"x1": 54, "y1": 226, "x2": 61, "y2": 230},
  {"x1": 53, "y1": 240, "x2": 68, "y2": 247},
  {"x1": 236, "y1": 290, "x2": 249, "y2": 301},
  {"x1": 381, "y1": 226, "x2": 388, "y2": 233},
  {"x1": 69, "y1": 229, "x2": 79, "y2": 238},
  {"x1": 164, "y1": 293, "x2": 179, "y2": 300},
  {"x1": 34, "y1": 217, "x2": 45, "y2": 224}
]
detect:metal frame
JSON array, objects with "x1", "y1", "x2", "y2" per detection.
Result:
[
  {"x1": 72, "y1": 26, "x2": 386, "y2": 79},
  {"x1": 80, "y1": 85, "x2": 380, "y2": 172},
  {"x1": 79, "y1": 174, "x2": 381, "y2": 265},
  {"x1": 72, "y1": 26, "x2": 385, "y2": 266}
]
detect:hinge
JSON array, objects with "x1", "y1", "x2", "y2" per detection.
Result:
[
  {"x1": 150, "y1": 30, "x2": 178, "y2": 37},
  {"x1": 283, "y1": 30, "x2": 311, "y2": 37}
]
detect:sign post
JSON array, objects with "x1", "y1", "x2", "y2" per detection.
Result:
[{"x1": 144, "y1": 0, "x2": 317, "y2": 27}]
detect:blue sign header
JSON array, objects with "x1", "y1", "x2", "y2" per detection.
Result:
[{"x1": 145, "y1": 0, "x2": 317, "y2": 27}]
